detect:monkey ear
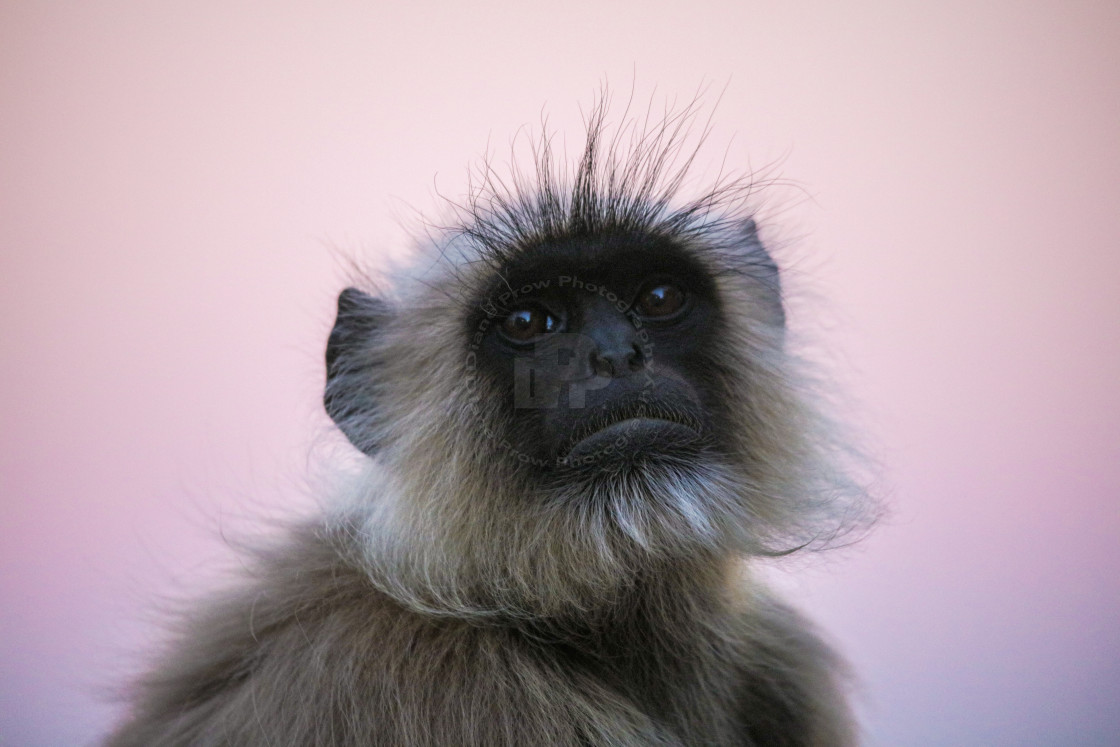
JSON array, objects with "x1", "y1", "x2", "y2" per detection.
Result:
[
  {"x1": 739, "y1": 219, "x2": 786, "y2": 330},
  {"x1": 324, "y1": 287, "x2": 390, "y2": 455}
]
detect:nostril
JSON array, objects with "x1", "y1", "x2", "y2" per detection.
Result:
[
  {"x1": 590, "y1": 350, "x2": 615, "y2": 377},
  {"x1": 628, "y1": 343, "x2": 646, "y2": 371}
]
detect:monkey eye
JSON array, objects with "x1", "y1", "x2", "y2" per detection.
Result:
[
  {"x1": 634, "y1": 282, "x2": 687, "y2": 319},
  {"x1": 500, "y1": 305, "x2": 562, "y2": 343}
]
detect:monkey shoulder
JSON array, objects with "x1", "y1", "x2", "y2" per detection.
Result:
[
  {"x1": 106, "y1": 522, "x2": 400, "y2": 745},
  {"x1": 726, "y1": 595, "x2": 858, "y2": 747},
  {"x1": 107, "y1": 523, "x2": 668, "y2": 746}
]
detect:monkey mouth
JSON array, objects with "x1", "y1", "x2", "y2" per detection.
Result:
[{"x1": 558, "y1": 401, "x2": 705, "y2": 465}]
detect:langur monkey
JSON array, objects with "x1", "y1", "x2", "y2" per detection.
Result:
[{"x1": 108, "y1": 101, "x2": 873, "y2": 746}]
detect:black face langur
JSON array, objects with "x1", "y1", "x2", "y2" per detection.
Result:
[{"x1": 108, "y1": 102, "x2": 873, "y2": 746}]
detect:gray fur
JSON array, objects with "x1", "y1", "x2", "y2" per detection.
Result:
[{"x1": 108, "y1": 100, "x2": 871, "y2": 746}]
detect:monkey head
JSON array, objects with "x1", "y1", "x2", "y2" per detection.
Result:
[{"x1": 320, "y1": 115, "x2": 863, "y2": 618}]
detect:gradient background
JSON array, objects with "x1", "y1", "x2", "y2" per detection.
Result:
[{"x1": 2, "y1": 2, "x2": 1118, "y2": 745}]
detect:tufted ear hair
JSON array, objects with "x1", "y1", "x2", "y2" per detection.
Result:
[
  {"x1": 324, "y1": 287, "x2": 390, "y2": 455},
  {"x1": 738, "y1": 218, "x2": 786, "y2": 330}
]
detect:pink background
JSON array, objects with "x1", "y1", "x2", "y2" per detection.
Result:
[{"x1": 2, "y1": 2, "x2": 1118, "y2": 744}]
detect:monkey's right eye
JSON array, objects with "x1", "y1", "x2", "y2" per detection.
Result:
[{"x1": 500, "y1": 306, "x2": 562, "y2": 343}]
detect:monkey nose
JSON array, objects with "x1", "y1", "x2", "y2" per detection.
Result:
[
  {"x1": 582, "y1": 297, "x2": 647, "y2": 377},
  {"x1": 589, "y1": 341, "x2": 646, "y2": 377}
]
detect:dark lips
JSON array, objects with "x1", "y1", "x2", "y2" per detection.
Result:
[
  {"x1": 560, "y1": 401, "x2": 705, "y2": 463},
  {"x1": 564, "y1": 418, "x2": 702, "y2": 464}
]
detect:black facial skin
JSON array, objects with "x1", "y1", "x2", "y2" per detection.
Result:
[{"x1": 471, "y1": 233, "x2": 733, "y2": 479}]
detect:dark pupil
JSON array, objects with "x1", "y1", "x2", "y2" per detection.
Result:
[
  {"x1": 503, "y1": 308, "x2": 555, "y2": 340},
  {"x1": 639, "y1": 284, "x2": 683, "y2": 316}
]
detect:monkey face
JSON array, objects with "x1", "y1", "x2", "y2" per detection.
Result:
[
  {"x1": 322, "y1": 218, "x2": 788, "y2": 496},
  {"x1": 468, "y1": 233, "x2": 732, "y2": 482}
]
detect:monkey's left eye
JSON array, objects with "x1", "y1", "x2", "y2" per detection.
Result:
[
  {"x1": 500, "y1": 306, "x2": 562, "y2": 343},
  {"x1": 634, "y1": 282, "x2": 687, "y2": 319}
]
